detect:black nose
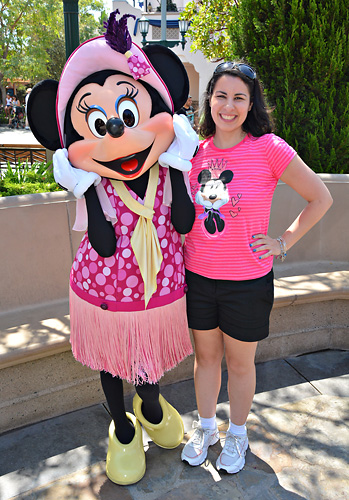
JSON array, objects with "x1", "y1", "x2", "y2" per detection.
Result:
[{"x1": 106, "y1": 117, "x2": 124, "y2": 138}]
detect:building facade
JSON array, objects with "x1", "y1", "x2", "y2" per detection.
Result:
[{"x1": 112, "y1": 0, "x2": 216, "y2": 121}]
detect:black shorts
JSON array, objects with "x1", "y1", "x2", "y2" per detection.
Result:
[{"x1": 185, "y1": 269, "x2": 274, "y2": 342}]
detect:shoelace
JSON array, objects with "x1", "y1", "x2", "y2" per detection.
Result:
[
  {"x1": 190, "y1": 421, "x2": 216, "y2": 446},
  {"x1": 221, "y1": 433, "x2": 246, "y2": 457}
]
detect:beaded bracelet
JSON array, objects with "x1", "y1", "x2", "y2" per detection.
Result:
[{"x1": 276, "y1": 236, "x2": 287, "y2": 262}]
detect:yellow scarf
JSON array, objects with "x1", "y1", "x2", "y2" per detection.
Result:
[{"x1": 110, "y1": 163, "x2": 163, "y2": 308}]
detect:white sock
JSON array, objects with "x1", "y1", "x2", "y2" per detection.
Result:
[
  {"x1": 198, "y1": 415, "x2": 217, "y2": 430},
  {"x1": 228, "y1": 420, "x2": 247, "y2": 436}
]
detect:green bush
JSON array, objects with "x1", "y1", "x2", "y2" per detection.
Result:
[
  {"x1": 229, "y1": 0, "x2": 349, "y2": 173},
  {"x1": 0, "y1": 161, "x2": 62, "y2": 196},
  {"x1": 0, "y1": 107, "x2": 7, "y2": 124}
]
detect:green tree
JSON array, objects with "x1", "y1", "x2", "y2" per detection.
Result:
[
  {"x1": 182, "y1": 0, "x2": 237, "y2": 59},
  {"x1": 46, "y1": 36, "x2": 66, "y2": 82},
  {"x1": 45, "y1": 6, "x2": 108, "y2": 81},
  {"x1": 0, "y1": 0, "x2": 104, "y2": 105},
  {"x1": 183, "y1": 0, "x2": 349, "y2": 173},
  {"x1": 156, "y1": 0, "x2": 178, "y2": 12}
]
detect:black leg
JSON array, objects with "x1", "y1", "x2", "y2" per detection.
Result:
[
  {"x1": 136, "y1": 382, "x2": 163, "y2": 424},
  {"x1": 213, "y1": 212, "x2": 225, "y2": 232},
  {"x1": 100, "y1": 371, "x2": 135, "y2": 444},
  {"x1": 204, "y1": 211, "x2": 216, "y2": 234}
]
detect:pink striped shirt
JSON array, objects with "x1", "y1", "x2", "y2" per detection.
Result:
[{"x1": 184, "y1": 133, "x2": 296, "y2": 280}]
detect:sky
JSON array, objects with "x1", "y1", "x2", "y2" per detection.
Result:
[
  {"x1": 91, "y1": 0, "x2": 113, "y2": 20},
  {"x1": 103, "y1": 0, "x2": 113, "y2": 12},
  {"x1": 102, "y1": 1, "x2": 146, "y2": 14}
]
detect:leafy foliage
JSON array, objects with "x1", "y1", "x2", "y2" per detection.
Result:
[
  {"x1": 0, "y1": 0, "x2": 105, "y2": 104},
  {"x1": 0, "y1": 106, "x2": 7, "y2": 123},
  {"x1": 156, "y1": 0, "x2": 178, "y2": 12},
  {"x1": 182, "y1": 0, "x2": 349, "y2": 173},
  {"x1": 181, "y1": 0, "x2": 238, "y2": 60},
  {"x1": 0, "y1": 160, "x2": 62, "y2": 196},
  {"x1": 45, "y1": 36, "x2": 66, "y2": 82}
]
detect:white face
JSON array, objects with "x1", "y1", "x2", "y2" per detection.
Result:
[
  {"x1": 210, "y1": 74, "x2": 252, "y2": 138},
  {"x1": 201, "y1": 179, "x2": 227, "y2": 202}
]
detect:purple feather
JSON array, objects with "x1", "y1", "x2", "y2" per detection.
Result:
[{"x1": 104, "y1": 9, "x2": 135, "y2": 54}]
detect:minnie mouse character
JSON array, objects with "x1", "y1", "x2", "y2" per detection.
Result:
[
  {"x1": 27, "y1": 11, "x2": 197, "y2": 485},
  {"x1": 196, "y1": 169, "x2": 234, "y2": 234}
]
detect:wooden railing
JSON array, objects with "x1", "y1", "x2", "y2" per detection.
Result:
[{"x1": 0, "y1": 144, "x2": 47, "y2": 170}]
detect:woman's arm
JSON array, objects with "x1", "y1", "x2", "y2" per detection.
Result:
[{"x1": 251, "y1": 155, "x2": 333, "y2": 259}]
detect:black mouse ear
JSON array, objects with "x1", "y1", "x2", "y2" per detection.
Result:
[
  {"x1": 198, "y1": 169, "x2": 212, "y2": 184},
  {"x1": 143, "y1": 44, "x2": 189, "y2": 113},
  {"x1": 27, "y1": 80, "x2": 61, "y2": 151},
  {"x1": 220, "y1": 170, "x2": 234, "y2": 184}
]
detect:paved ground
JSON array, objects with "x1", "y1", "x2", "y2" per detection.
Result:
[
  {"x1": 0, "y1": 126, "x2": 348, "y2": 500},
  {"x1": 0, "y1": 125, "x2": 40, "y2": 146},
  {"x1": 0, "y1": 349, "x2": 348, "y2": 500}
]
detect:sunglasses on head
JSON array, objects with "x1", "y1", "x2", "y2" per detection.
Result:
[{"x1": 214, "y1": 62, "x2": 256, "y2": 80}]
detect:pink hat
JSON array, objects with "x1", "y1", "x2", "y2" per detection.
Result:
[{"x1": 56, "y1": 11, "x2": 173, "y2": 147}]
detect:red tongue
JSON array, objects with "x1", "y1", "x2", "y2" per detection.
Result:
[{"x1": 122, "y1": 159, "x2": 138, "y2": 172}]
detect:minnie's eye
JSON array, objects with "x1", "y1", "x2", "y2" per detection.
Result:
[
  {"x1": 117, "y1": 99, "x2": 139, "y2": 128},
  {"x1": 87, "y1": 109, "x2": 107, "y2": 138}
]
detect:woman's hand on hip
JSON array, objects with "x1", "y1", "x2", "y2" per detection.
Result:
[{"x1": 249, "y1": 234, "x2": 280, "y2": 260}]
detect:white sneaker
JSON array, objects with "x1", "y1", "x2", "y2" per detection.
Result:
[
  {"x1": 216, "y1": 431, "x2": 248, "y2": 473},
  {"x1": 181, "y1": 421, "x2": 219, "y2": 466}
]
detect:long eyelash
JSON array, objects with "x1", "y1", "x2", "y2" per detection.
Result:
[
  {"x1": 77, "y1": 99, "x2": 91, "y2": 115},
  {"x1": 125, "y1": 86, "x2": 138, "y2": 100}
]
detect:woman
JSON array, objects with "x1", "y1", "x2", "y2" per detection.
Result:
[
  {"x1": 5, "y1": 94, "x2": 12, "y2": 122},
  {"x1": 9, "y1": 97, "x2": 22, "y2": 128},
  {"x1": 181, "y1": 62, "x2": 333, "y2": 474}
]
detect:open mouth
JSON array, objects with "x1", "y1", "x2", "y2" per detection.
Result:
[
  {"x1": 93, "y1": 143, "x2": 153, "y2": 178},
  {"x1": 220, "y1": 114, "x2": 236, "y2": 121}
]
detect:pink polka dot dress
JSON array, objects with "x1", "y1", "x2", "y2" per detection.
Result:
[{"x1": 69, "y1": 166, "x2": 193, "y2": 385}]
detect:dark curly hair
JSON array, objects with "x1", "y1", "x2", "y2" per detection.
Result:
[{"x1": 199, "y1": 63, "x2": 274, "y2": 139}]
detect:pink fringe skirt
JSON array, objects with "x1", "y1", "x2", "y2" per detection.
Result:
[{"x1": 69, "y1": 289, "x2": 193, "y2": 385}]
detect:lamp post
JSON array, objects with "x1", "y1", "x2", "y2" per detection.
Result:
[
  {"x1": 139, "y1": 0, "x2": 188, "y2": 51},
  {"x1": 62, "y1": 0, "x2": 80, "y2": 60},
  {"x1": 139, "y1": 16, "x2": 188, "y2": 49},
  {"x1": 178, "y1": 19, "x2": 189, "y2": 50},
  {"x1": 139, "y1": 16, "x2": 150, "y2": 48},
  {"x1": 160, "y1": 0, "x2": 166, "y2": 42}
]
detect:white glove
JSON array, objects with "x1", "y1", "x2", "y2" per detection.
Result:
[
  {"x1": 53, "y1": 148, "x2": 101, "y2": 199},
  {"x1": 159, "y1": 114, "x2": 199, "y2": 172}
]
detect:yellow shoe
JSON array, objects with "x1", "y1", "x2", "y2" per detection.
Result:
[
  {"x1": 106, "y1": 413, "x2": 146, "y2": 485},
  {"x1": 133, "y1": 393, "x2": 184, "y2": 449}
]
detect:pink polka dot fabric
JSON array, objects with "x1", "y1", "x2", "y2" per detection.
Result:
[
  {"x1": 127, "y1": 54, "x2": 151, "y2": 80},
  {"x1": 70, "y1": 166, "x2": 186, "y2": 312}
]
